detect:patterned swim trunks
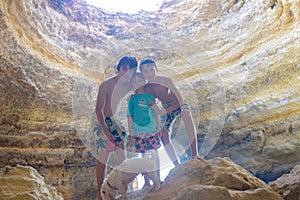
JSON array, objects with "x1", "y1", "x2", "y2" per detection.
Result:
[
  {"x1": 94, "y1": 116, "x2": 126, "y2": 151},
  {"x1": 134, "y1": 132, "x2": 161, "y2": 153},
  {"x1": 104, "y1": 117, "x2": 126, "y2": 144},
  {"x1": 161, "y1": 102, "x2": 191, "y2": 131}
]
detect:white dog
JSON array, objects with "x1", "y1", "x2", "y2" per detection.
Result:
[{"x1": 101, "y1": 151, "x2": 161, "y2": 200}]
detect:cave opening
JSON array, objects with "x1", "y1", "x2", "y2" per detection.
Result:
[{"x1": 85, "y1": 0, "x2": 164, "y2": 14}]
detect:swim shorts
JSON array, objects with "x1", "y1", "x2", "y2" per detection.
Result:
[
  {"x1": 95, "y1": 116, "x2": 126, "y2": 151},
  {"x1": 134, "y1": 132, "x2": 161, "y2": 153},
  {"x1": 161, "y1": 102, "x2": 191, "y2": 131}
]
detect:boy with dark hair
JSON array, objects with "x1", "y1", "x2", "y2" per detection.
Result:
[
  {"x1": 95, "y1": 55, "x2": 137, "y2": 200},
  {"x1": 139, "y1": 58, "x2": 201, "y2": 166}
]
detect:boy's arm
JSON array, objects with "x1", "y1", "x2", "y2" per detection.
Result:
[
  {"x1": 151, "y1": 98, "x2": 161, "y2": 133},
  {"x1": 160, "y1": 76, "x2": 184, "y2": 112},
  {"x1": 95, "y1": 82, "x2": 113, "y2": 141},
  {"x1": 164, "y1": 102, "x2": 180, "y2": 113},
  {"x1": 127, "y1": 116, "x2": 134, "y2": 136},
  {"x1": 154, "y1": 115, "x2": 160, "y2": 133},
  {"x1": 166, "y1": 77, "x2": 184, "y2": 105},
  {"x1": 127, "y1": 97, "x2": 134, "y2": 137},
  {"x1": 150, "y1": 100, "x2": 166, "y2": 115}
]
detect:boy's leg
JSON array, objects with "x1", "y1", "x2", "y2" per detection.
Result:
[
  {"x1": 143, "y1": 175, "x2": 151, "y2": 188},
  {"x1": 142, "y1": 151, "x2": 151, "y2": 189},
  {"x1": 143, "y1": 136, "x2": 162, "y2": 188},
  {"x1": 97, "y1": 150, "x2": 109, "y2": 200},
  {"x1": 115, "y1": 144, "x2": 126, "y2": 165},
  {"x1": 181, "y1": 109, "x2": 201, "y2": 159},
  {"x1": 126, "y1": 136, "x2": 138, "y2": 159},
  {"x1": 143, "y1": 150, "x2": 161, "y2": 189},
  {"x1": 154, "y1": 150, "x2": 160, "y2": 182},
  {"x1": 161, "y1": 129, "x2": 179, "y2": 166}
]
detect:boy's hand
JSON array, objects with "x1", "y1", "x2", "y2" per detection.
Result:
[
  {"x1": 126, "y1": 94, "x2": 134, "y2": 101},
  {"x1": 149, "y1": 100, "x2": 155, "y2": 106},
  {"x1": 106, "y1": 141, "x2": 115, "y2": 152},
  {"x1": 128, "y1": 135, "x2": 135, "y2": 140},
  {"x1": 150, "y1": 100, "x2": 166, "y2": 115},
  {"x1": 155, "y1": 130, "x2": 162, "y2": 137},
  {"x1": 103, "y1": 129, "x2": 114, "y2": 142}
]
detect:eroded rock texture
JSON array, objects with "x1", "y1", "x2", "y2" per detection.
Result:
[
  {"x1": 0, "y1": 0, "x2": 299, "y2": 199},
  {"x1": 269, "y1": 165, "x2": 300, "y2": 200},
  {"x1": 0, "y1": 165, "x2": 64, "y2": 200},
  {"x1": 137, "y1": 157, "x2": 282, "y2": 200}
]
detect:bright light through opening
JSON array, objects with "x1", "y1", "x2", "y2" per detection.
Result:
[{"x1": 85, "y1": 0, "x2": 164, "y2": 14}]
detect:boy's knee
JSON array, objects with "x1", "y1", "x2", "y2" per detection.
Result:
[
  {"x1": 161, "y1": 130, "x2": 169, "y2": 138},
  {"x1": 161, "y1": 135, "x2": 171, "y2": 144}
]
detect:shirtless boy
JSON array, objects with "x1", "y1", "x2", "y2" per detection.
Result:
[
  {"x1": 95, "y1": 55, "x2": 137, "y2": 200},
  {"x1": 139, "y1": 58, "x2": 201, "y2": 166}
]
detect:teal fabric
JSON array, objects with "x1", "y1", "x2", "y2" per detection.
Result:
[{"x1": 128, "y1": 93, "x2": 157, "y2": 134}]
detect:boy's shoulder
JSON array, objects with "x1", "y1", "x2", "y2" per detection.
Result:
[
  {"x1": 104, "y1": 75, "x2": 117, "y2": 83},
  {"x1": 99, "y1": 76, "x2": 118, "y2": 91},
  {"x1": 156, "y1": 75, "x2": 173, "y2": 84},
  {"x1": 156, "y1": 75, "x2": 170, "y2": 81}
]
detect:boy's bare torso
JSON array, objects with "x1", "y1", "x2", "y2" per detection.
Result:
[
  {"x1": 145, "y1": 83, "x2": 179, "y2": 107},
  {"x1": 103, "y1": 76, "x2": 131, "y2": 117}
]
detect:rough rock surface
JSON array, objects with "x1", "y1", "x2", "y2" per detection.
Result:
[
  {"x1": 0, "y1": 165, "x2": 63, "y2": 200},
  {"x1": 0, "y1": 158, "x2": 287, "y2": 200},
  {"x1": 129, "y1": 157, "x2": 282, "y2": 200},
  {"x1": 0, "y1": 0, "x2": 299, "y2": 199},
  {"x1": 269, "y1": 165, "x2": 300, "y2": 200}
]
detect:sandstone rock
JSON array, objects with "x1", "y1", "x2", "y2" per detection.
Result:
[
  {"x1": 172, "y1": 186, "x2": 282, "y2": 200},
  {"x1": 269, "y1": 165, "x2": 300, "y2": 200},
  {"x1": 172, "y1": 185, "x2": 232, "y2": 200},
  {"x1": 166, "y1": 158, "x2": 266, "y2": 190},
  {"x1": 138, "y1": 157, "x2": 276, "y2": 200},
  {"x1": 229, "y1": 188, "x2": 282, "y2": 200},
  {"x1": 206, "y1": 117, "x2": 300, "y2": 182},
  {"x1": 0, "y1": 165, "x2": 63, "y2": 200}
]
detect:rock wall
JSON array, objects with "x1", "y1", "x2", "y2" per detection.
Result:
[
  {"x1": 0, "y1": 0, "x2": 299, "y2": 199},
  {"x1": 0, "y1": 165, "x2": 64, "y2": 200},
  {"x1": 138, "y1": 157, "x2": 283, "y2": 200}
]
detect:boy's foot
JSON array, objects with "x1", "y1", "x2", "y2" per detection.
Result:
[
  {"x1": 97, "y1": 187, "x2": 102, "y2": 200},
  {"x1": 97, "y1": 193, "x2": 103, "y2": 200},
  {"x1": 193, "y1": 154, "x2": 205, "y2": 161}
]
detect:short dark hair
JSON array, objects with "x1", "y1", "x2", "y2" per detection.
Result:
[
  {"x1": 117, "y1": 55, "x2": 138, "y2": 72},
  {"x1": 139, "y1": 58, "x2": 156, "y2": 71}
]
